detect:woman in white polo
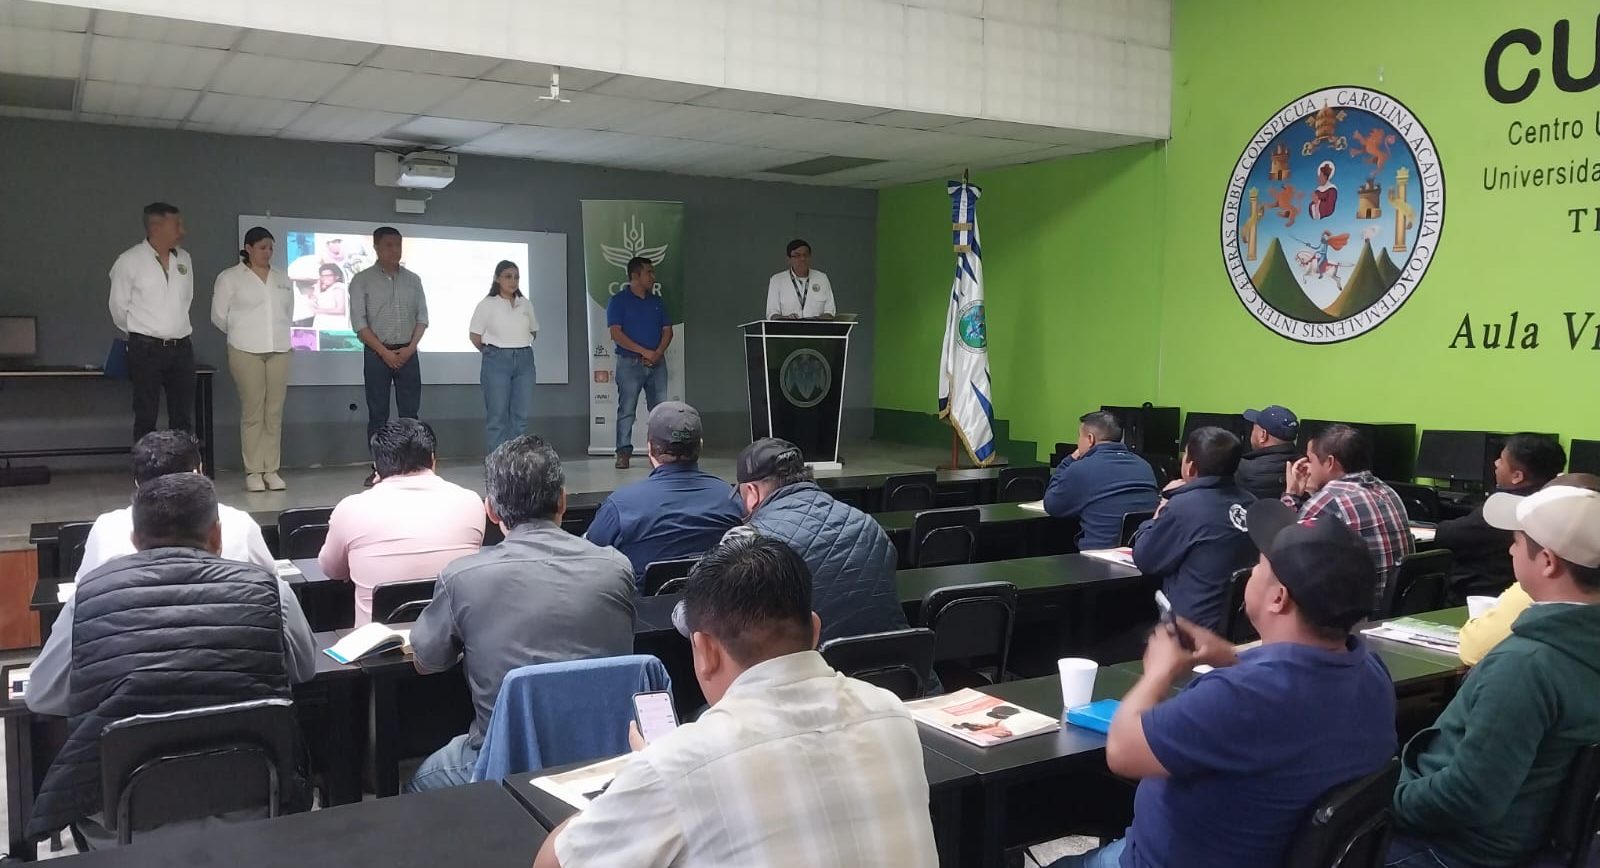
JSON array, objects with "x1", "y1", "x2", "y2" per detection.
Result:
[
  {"x1": 469, "y1": 260, "x2": 538, "y2": 453},
  {"x1": 211, "y1": 226, "x2": 294, "y2": 492}
]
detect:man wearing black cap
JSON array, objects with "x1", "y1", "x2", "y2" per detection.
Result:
[
  {"x1": 1235, "y1": 404, "x2": 1300, "y2": 500},
  {"x1": 728, "y1": 437, "x2": 910, "y2": 643},
  {"x1": 1053, "y1": 501, "x2": 1396, "y2": 868},
  {"x1": 586, "y1": 402, "x2": 743, "y2": 590}
]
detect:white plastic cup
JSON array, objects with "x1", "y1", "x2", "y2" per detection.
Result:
[
  {"x1": 1058, "y1": 657, "x2": 1099, "y2": 711},
  {"x1": 1467, "y1": 595, "x2": 1499, "y2": 620}
]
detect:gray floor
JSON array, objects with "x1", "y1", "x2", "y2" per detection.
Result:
[{"x1": 0, "y1": 440, "x2": 956, "y2": 551}]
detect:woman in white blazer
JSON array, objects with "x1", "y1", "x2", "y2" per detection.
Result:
[{"x1": 211, "y1": 226, "x2": 294, "y2": 491}]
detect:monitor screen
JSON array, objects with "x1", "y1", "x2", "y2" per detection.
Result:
[
  {"x1": 1297, "y1": 419, "x2": 1417, "y2": 481},
  {"x1": 1570, "y1": 439, "x2": 1600, "y2": 475},
  {"x1": 1414, "y1": 430, "x2": 1495, "y2": 483},
  {"x1": 1183, "y1": 411, "x2": 1254, "y2": 443},
  {"x1": 0, "y1": 316, "x2": 37, "y2": 357}
]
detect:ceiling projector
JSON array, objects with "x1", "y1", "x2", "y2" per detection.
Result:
[{"x1": 397, "y1": 151, "x2": 457, "y2": 190}]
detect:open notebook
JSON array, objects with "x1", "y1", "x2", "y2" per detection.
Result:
[{"x1": 323, "y1": 623, "x2": 412, "y2": 664}]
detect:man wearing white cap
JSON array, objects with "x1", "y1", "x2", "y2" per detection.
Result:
[{"x1": 1388, "y1": 485, "x2": 1600, "y2": 868}]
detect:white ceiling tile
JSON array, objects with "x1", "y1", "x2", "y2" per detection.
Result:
[
  {"x1": 781, "y1": 100, "x2": 887, "y2": 122},
  {"x1": 456, "y1": 123, "x2": 551, "y2": 157},
  {"x1": 0, "y1": 26, "x2": 85, "y2": 78},
  {"x1": 619, "y1": 0, "x2": 726, "y2": 86},
  {"x1": 817, "y1": 0, "x2": 904, "y2": 107},
  {"x1": 80, "y1": 81, "x2": 199, "y2": 120},
  {"x1": 210, "y1": 53, "x2": 349, "y2": 102},
  {"x1": 87, "y1": 36, "x2": 227, "y2": 90},
  {"x1": 183, "y1": 122, "x2": 278, "y2": 138},
  {"x1": 92, "y1": 10, "x2": 240, "y2": 49},
  {"x1": 283, "y1": 104, "x2": 412, "y2": 142},
  {"x1": 78, "y1": 111, "x2": 181, "y2": 130},
  {"x1": 0, "y1": 0, "x2": 91, "y2": 31},
  {"x1": 427, "y1": 79, "x2": 552, "y2": 124},
  {"x1": 609, "y1": 103, "x2": 734, "y2": 138},
  {"x1": 725, "y1": 0, "x2": 820, "y2": 97},
  {"x1": 861, "y1": 110, "x2": 964, "y2": 130},
  {"x1": 508, "y1": 0, "x2": 625, "y2": 73},
  {"x1": 234, "y1": 30, "x2": 374, "y2": 65},
  {"x1": 904, "y1": 6, "x2": 983, "y2": 115},
  {"x1": 482, "y1": 60, "x2": 613, "y2": 91},
  {"x1": 387, "y1": 115, "x2": 504, "y2": 145},
  {"x1": 939, "y1": 118, "x2": 1084, "y2": 143},
  {"x1": 983, "y1": 0, "x2": 1059, "y2": 26},
  {"x1": 531, "y1": 92, "x2": 675, "y2": 132},
  {"x1": 187, "y1": 92, "x2": 309, "y2": 131},
  {"x1": 368, "y1": 46, "x2": 500, "y2": 78},
  {"x1": 320, "y1": 67, "x2": 473, "y2": 114},
  {"x1": 895, "y1": 129, "x2": 1044, "y2": 162},
  {"x1": 689, "y1": 89, "x2": 807, "y2": 113},
  {"x1": 588, "y1": 75, "x2": 719, "y2": 104}
]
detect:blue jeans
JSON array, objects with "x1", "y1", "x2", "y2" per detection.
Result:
[
  {"x1": 1048, "y1": 838, "x2": 1126, "y2": 868},
  {"x1": 1385, "y1": 835, "x2": 1470, "y2": 868},
  {"x1": 614, "y1": 355, "x2": 667, "y2": 454},
  {"x1": 407, "y1": 733, "x2": 479, "y2": 793},
  {"x1": 481, "y1": 345, "x2": 535, "y2": 454},
  {"x1": 363, "y1": 345, "x2": 421, "y2": 439}
]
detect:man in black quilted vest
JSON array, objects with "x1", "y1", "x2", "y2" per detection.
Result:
[{"x1": 25, "y1": 472, "x2": 315, "y2": 841}]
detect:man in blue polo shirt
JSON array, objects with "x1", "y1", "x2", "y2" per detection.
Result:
[
  {"x1": 1044, "y1": 410, "x2": 1158, "y2": 548},
  {"x1": 606, "y1": 256, "x2": 673, "y2": 470},
  {"x1": 1054, "y1": 501, "x2": 1396, "y2": 868},
  {"x1": 586, "y1": 402, "x2": 742, "y2": 590}
]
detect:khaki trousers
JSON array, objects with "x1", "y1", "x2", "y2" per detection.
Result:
[{"x1": 227, "y1": 346, "x2": 290, "y2": 474}]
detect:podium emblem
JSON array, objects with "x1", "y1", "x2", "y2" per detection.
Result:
[{"x1": 779, "y1": 348, "x2": 831, "y2": 408}]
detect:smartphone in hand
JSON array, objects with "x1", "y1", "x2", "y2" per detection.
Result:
[
  {"x1": 1154, "y1": 590, "x2": 1197, "y2": 652},
  {"x1": 632, "y1": 690, "x2": 679, "y2": 744}
]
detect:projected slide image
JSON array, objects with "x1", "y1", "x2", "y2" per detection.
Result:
[{"x1": 285, "y1": 231, "x2": 361, "y2": 342}]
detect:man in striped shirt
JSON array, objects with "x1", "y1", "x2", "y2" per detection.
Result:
[
  {"x1": 1284, "y1": 424, "x2": 1413, "y2": 609},
  {"x1": 535, "y1": 534, "x2": 938, "y2": 868}
]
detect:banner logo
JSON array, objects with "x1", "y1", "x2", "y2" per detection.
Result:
[
  {"x1": 957, "y1": 301, "x2": 987, "y2": 352},
  {"x1": 779, "y1": 348, "x2": 830, "y2": 408},
  {"x1": 600, "y1": 216, "x2": 669, "y2": 296},
  {"x1": 1222, "y1": 87, "x2": 1444, "y2": 344}
]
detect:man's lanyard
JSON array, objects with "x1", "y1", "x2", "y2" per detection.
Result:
[{"x1": 789, "y1": 271, "x2": 809, "y2": 310}]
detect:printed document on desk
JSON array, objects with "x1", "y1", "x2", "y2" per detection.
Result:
[
  {"x1": 1079, "y1": 547, "x2": 1136, "y2": 568},
  {"x1": 1018, "y1": 499, "x2": 1046, "y2": 513},
  {"x1": 1363, "y1": 617, "x2": 1460, "y2": 653},
  {"x1": 531, "y1": 755, "x2": 633, "y2": 810},
  {"x1": 906, "y1": 688, "x2": 1058, "y2": 747}
]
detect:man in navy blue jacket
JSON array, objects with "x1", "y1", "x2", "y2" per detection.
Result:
[
  {"x1": 1132, "y1": 427, "x2": 1258, "y2": 630},
  {"x1": 1045, "y1": 411, "x2": 1159, "y2": 548}
]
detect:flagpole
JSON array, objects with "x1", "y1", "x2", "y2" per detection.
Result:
[{"x1": 944, "y1": 169, "x2": 971, "y2": 471}]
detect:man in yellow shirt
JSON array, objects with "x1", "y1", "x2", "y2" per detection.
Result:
[{"x1": 1458, "y1": 471, "x2": 1600, "y2": 665}]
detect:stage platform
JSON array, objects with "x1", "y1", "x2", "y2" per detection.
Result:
[{"x1": 0, "y1": 440, "x2": 971, "y2": 552}]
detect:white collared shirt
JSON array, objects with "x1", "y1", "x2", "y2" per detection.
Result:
[
  {"x1": 75, "y1": 500, "x2": 275, "y2": 581},
  {"x1": 109, "y1": 240, "x2": 194, "y2": 339},
  {"x1": 211, "y1": 262, "x2": 295, "y2": 354},
  {"x1": 468, "y1": 293, "x2": 539, "y2": 349},
  {"x1": 555, "y1": 650, "x2": 938, "y2": 868},
  {"x1": 766, "y1": 268, "x2": 837, "y2": 319}
]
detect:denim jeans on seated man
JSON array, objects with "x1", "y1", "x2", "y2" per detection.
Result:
[
  {"x1": 406, "y1": 733, "x2": 477, "y2": 793},
  {"x1": 614, "y1": 356, "x2": 667, "y2": 455},
  {"x1": 1048, "y1": 838, "x2": 1126, "y2": 868},
  {"x1": 480, "y1": 345, "x2": 535, "y2": 454}
]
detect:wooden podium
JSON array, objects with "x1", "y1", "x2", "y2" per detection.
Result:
[{"x1": 741, "y1": 319, "x2": 854, "y2": 470}]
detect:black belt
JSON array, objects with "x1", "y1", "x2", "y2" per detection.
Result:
[
  {"x1": 129, "y1": 333, "x2": 188, "y2": 348},
  {"x1": 382, "y1": 342, "x2": 410, "y2": 351}
]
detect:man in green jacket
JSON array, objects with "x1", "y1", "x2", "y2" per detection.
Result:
[{"x1": 1388, "y1": 484, "x2": 1600, "y2": 868}]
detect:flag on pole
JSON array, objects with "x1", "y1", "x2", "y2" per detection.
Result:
[{"x1": 938, "y1": 179, "x2": 997, "y2": 465}]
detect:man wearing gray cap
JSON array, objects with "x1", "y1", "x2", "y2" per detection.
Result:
[
  {"x1": 586, "y1": 402, "x2": 743, "y2": 590},
  {"x1": 1389, "y1": 485, "x2": 1600, "y2": 868}
]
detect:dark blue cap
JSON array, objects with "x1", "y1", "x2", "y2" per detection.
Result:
[{"x1": 1243, "y1": 405, "x2": 1299, "y2": 441}]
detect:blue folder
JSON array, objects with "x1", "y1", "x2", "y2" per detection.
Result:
[{"x1": 1065, "y1": 699, "x2": 1120, "y2": 734}]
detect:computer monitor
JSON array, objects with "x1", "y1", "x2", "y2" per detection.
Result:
[
  {"x1": 0, "y1": 316, "x2": 36, "y2": 358},
  {"x1": 1570, "y1": 439, "x2": 1600, "y2": 476},
  {"x1": 1297, "y1": 419, "x2": 1417, "y2": 481},
  {"x1": 1414, "y1": 430, "x2": 1499, "y2": 486},
  {"x1": 1182, "y1": 411, "x2": 1254, "y2": 443},
  {"x1": 1099, "y1": 404, "x2": 1182, "y2": 457}
]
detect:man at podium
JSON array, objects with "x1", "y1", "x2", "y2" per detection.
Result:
[{"x1": 765, "y1": 239, "x2": 836, "y2": 320}]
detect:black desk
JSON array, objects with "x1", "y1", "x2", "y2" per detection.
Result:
[
  {"x1": 48, "y1": 781, "x2": 545, "y2": 867},
  {"x1": 0, "y1": 366, "x2": 216, "y2": 483},
  {"x1": 876, "y1": 502, "x2": 1079, "y2": 568},
  {"x1": 502, "y1": 747, "x2": 979, "y2": 868}
]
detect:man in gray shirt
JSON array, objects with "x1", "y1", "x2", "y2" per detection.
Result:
[
  {"x1": 407, "y1": 434, "x2": 637, "y2": 792},
  {"x1": 349, "y1": 226, "x2": 428, "y2": 486}
]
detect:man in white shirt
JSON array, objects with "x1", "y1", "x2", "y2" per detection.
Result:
[
  {"x1": 535, "y1": 534, "x2": 938, "y2": 868},
  {"x1": 75, "y1": 430, "x2": 274, "y2": 581},
  {"x1": 110, "y1": 202, "x2": 196, "y2": 440},
  {"x1": 765, "y1": 238, "x2": 837, "y2": 320}
]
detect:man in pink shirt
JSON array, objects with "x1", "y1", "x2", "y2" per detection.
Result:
[{"x1": 319, "y1": 419, "x2": 484, "y2": 625}]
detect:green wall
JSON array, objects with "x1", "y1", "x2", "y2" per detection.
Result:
[{"x1": 876, "y1": 0, "x2": 1600, "y2": 461}]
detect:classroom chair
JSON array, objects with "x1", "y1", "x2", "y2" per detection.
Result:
[
  {"x1": 922, "y1": 581, "x2": 1015, "y2": 688},
  {"x1": 642, "y1": 557, "x2": 701, "y2": 596},
  {"x1": 1283, "y1": 759, "x2": 1401, "y2": 868},
  {"x1": 56, "y1": 521, "x2": 96, "y2": 579},
  {"x1": 1119, "y1": 511, "x2": 1154, "y2": 547},
  {"x1": 1534, "y1": 743, "x2": 1600, "y2": 868},
  {"x1": 372, "y1": 579, "x2": 437, "y2": 624},
  {"x1": 94, "y1": 698, "x2": 302, "y2": 847},
  {"x1": 997, "y1": 466, "x2": 1048, "y2": 503},
  {"x1": 909, "y1": 507, "x2": 978, "y2": 569},
  {"x1": 882, "y1": 472, "x2": 937, "y2": 512},
  {"x1": 1217, "y1": 567, "x2": 1258, "y2": 644},
  {"x1": 276, "y1": 507, "x2": 333, "y2": 555},
  {"x1": 1386, "y1": 482, "x2": 1443, "y2": 524},
  {"x1": 1383, "y1": 549, "x2": 1452, "y2": 618},
  {"x1": 819, "y1": 628, "x2": 937, "y2": 701},
  {"x1": 283, "y1": 523, "x2": 329, "y2": 559}
]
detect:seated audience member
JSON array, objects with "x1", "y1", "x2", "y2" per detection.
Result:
[
  {"x1": 26, "y1": 473, "x2": 316, "y2": 839},
  {"x1": 1045, "y1": 411, "x2": 1159, "y2": 548},
  {"x1": 586, "y1": 402, "x2": 742, "y2": 588},
  {"x1": 1459, "y1": 471, "x2": 1600, "y2": 665},
  {"x1": 1390, "y1": 485, "x2": 1600, "y2": 868},
  {"x1": 1131, "y1": 427, "x2": 1257, "y2": 631},
  {"x1": 730, "y1": 438, "x2": 910, "y2": 643},
  {"x1": 1436, "y1": 433, "x2": 1564, "y2": 604},
  {"x1": 1283, "y1": 423, "x2": 1412, "y2": 609},
  {"x1": 534, "y1": 534, "x2": 939, "y2": 868},
  {"x1": 1235, "y1": 405, "x2": 1300, "y2": 500},
  {"x1": 408, "y1": 435, "x2": 635, "y2": 792},
  {"x1": 318, "y1": 419, "x2": 483, "y2": 626},
  {"x1": 76, "y1": 430, "x2": 273, "y2": 580},
  {"x1": 1057, "y1": 501, "x2": 1396, "y2": 868}
]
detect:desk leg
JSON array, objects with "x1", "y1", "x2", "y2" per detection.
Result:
[
  {"x1": 369, "y1": 677, "x2": 400, "y2": 797},
  {"x1": 196, "y1": 373, "x2": 215, "y2": 479},
  {"x1": 327, "y1": 680, "x2": 363, "y2": 805},
  {"x1": 979, "y1": 780, "x2": 1007, "y2": 868},
  {"x1": 930, "y1": 788, "x2": 964, "y2": 868},
  {"x1": 6, "y1": 714, "x2": 36, "y2": 861}
]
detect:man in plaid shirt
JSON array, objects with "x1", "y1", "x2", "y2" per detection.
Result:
[{"x1": 1283, "y1": 424, "x2": 1413, "y2": 608}]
